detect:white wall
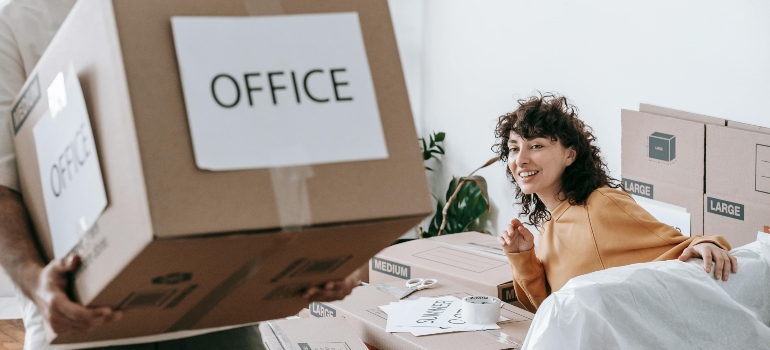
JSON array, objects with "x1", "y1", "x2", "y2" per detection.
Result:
[{"x1": 390, "y1": 0, "x2": 770, "y2": 238}]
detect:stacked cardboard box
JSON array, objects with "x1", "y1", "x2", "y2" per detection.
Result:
[
  {"x1": 621, "y1": 104, "x2": 726, "y2": 237},
  {"x1": 369, "y1": 232, "x2": 517, "y2": 304},
  {"x1": 10, "y1": 0, "x2": 431, "y2": 343},
  {"x1": 258, "y1": 318, "x2": 369, "y2": 350},
  {"x1": 705, "y1": 121, "x2": 770, "y2": 246},
  {"x1": 309, "y1": 280, "x2": 534, "y2": 350}
]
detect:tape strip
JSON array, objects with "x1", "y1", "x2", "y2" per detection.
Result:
[
  {"x1": 269, "y1": 166, "x2": 314, "y2": 230},
  {"x1": 242, "y1": 0, "x2": 315, "y2": 231},
  {"x1": 461, "y1": 296, "x2": 501, "y2": 325}
]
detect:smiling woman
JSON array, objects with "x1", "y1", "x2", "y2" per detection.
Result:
[{"x1": 492, "y1": 93, "x2": 736, "y2": 313}]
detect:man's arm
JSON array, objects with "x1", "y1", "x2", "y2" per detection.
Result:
[{"x1": 0, "y1": 185, "x2": 121, "y2": 334}]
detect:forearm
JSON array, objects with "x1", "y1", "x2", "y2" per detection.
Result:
[
  {"x1": 506, "y1": 249, "x2": 548, "y2": 312},
  {"x1": 0, "y1": 185, "x2": 45, "y2": 298}
]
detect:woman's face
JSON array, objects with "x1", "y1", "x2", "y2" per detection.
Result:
[{"x1": 507, "y1": 131, "x2": 576, "y2": 199}]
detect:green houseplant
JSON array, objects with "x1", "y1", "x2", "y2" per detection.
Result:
[{"x1": 418, "y1": 131, "x2": 497, "y2": 238}]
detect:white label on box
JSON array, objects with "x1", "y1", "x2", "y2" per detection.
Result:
[
  {"x1": 32, "y1": 66, "x2": 108, "y2": 258},
  {"x1": 171, "y1": 13, "x2": 388, "y2": 171},
  {"x1": 633, "y1": 195, "x2": 691, "y2": 237}
]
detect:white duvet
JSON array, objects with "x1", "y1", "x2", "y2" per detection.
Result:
[{"x1": 523, "y1": 233, "x2": 770, "y2": 350}]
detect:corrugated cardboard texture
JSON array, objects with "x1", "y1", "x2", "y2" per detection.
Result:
[
  {"x1": 706, "y1": 124, "x2": 770, "y2": 205},
  {"x1": 369, "y1": 232, "x2": 517, "y2": 304},
  {"x1": 310, "y1": 280, "x2": 533, "y2": 350},
  {"x1": 639, "y1": 103, "x2": 726, "y2": 126},
  {"x1": 704, "y1": 193, "x2": 770, "y2": 248},
  {"x1": 621, "y1": 109, "x2": 706, "y2": 190},
  {"x1": 111, "y1": 0, "x2": 431, "y2": 238},
  {"x1": 260, "y1": 318, "x2": 369, "y2": 350},
  {"x1": 621, "y1": 174, "x2": 704, "y2": 236}
]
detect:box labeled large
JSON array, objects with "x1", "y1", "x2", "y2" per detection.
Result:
[
  {"x1": 369, "y1": 232, "x2": 517, "y2": 304},
  {"x1": 704, "y1": 193, "x2": 770, "y2": 247},
  {"x1": 706, "y1": 123, "x2": 770, "y2": 205},
  {"x1": 11, "y1": 0, "x2": 431, "y2": 344},
  {"x1": 258, "y1": 318, "x2": 369, "y2": 350},
  {"x1": 309, "y1": 280, "x2": 533, "y2": 350},
  {"x1": 622, "y1": 105, "x2": 726, "y2": 236}
]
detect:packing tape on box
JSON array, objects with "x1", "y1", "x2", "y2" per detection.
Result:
[
  {"x1": 461, "y1": 296, "x2": 501, "y2": 325},
  {"x1": 242, "y1": 0, "x2": 315, "y2": 231}
]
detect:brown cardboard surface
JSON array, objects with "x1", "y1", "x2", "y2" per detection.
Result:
[
  {"x1": 11, "y1": 0, "x2": 431, "y2": 344},
  {"x1": 620, "y1": 173, "x2": 704, "y2": 236},
  {"x1": 639, "y1": 103, "x2": 726, "y2": 126},
  {"x1": 259, "y1": 318, "x2": 368, "y2": 350},
  {"x1": 112, "y1": 0, "x2": 430, "y2": 238},
  {"x1": 309, "y1": 280, "x2": 533, "y2": 350},
  {"x1": 706, "y1": 124, "x2": 770, "y2": 205},
  {"x1": 621, "y1": 109, "x2": 707, "y2": 191},
  {"x1": 704, "y1": 193, "x2": 770, "y2": 248},
  {"x1": 369, "y1": 232, "x2": 517, "y2": 304}
]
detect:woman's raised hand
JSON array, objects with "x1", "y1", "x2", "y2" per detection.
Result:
[{"x1": 498, "y1": 218, "x2": 535, "y2": 253}]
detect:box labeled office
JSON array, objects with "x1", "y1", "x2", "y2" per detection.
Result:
[
  {"x1": 11, "y1": 0, "x2": 431, "y2": 343},
  {"x1": 369, "y1": 232, "x2": 517, "y2": 303}
]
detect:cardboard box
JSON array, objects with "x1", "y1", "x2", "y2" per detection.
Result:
[
  {"x1": 622, "y1": 174, "x2": 702, "y2": 236},
  {"x1": 10, "y1": 0, "x2": 431, "y2": 343},
  {"x1": 706, "y1": 123, "x2": 770, "y2": 205},
  {"x1": 309, "y1": 280, "x2": 534, "y2": 350},
  {"x1": 705, "y1": 121, "x2": 770, "y2": 247},
  {"x1": 704, "y1": 193, "x2": 770, "y2": 247},
  {"x1": 259, "y1": 318, "x2": 369, "y2": 350},
  {"x1": 369, "y1": 232, "x2": 517, "y2": 304},
  {"x1": 622, "y1": 106, "x2": 726, "y2": 236}
]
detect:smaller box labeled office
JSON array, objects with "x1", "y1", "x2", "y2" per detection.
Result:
[
  {"x1": 309, "y1": 280, "x2": 533, "y2": 350},
  {"x1": 10, "y1": 0, "x2": 431, "y2": 344},
  {"x1": 369, "y1": 232, "x2": 517, "y2": 303},
  {"x1": 705, "y1": 121, "x2": 770, "y2": 247},
  {"x1": 259, "y1": 318, "x2": 368, "y2": 350},
  {"x1": 622, "y1": 105, "x2": 726, "y2": 236}
]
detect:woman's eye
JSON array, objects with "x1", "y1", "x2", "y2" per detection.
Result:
[
  {"x1": 531, "y1": 144, "x2": 543, "y2": 149},
  {"x1": 509, "y1": 147, "x2": 519, "y2": 153}
]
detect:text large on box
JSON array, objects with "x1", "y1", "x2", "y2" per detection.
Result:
[{"x1": 171, "y1": 13, "x2": 388, "y2": 171}]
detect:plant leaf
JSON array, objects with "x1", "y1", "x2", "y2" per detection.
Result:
[
  {"x1": 460, "y1": 175, "x2": 491, "y2": 212},
  {"x1": 435, "y1": 132, "x2": 446, "y2": 142},
  {"x1": 436, "y1": 145, "x2": 445, "y2": 154}
]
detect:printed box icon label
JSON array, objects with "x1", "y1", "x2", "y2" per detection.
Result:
[
  {"x1": 757, "y1": 144, "x2": 770, "y2": 194},
  {"x1": 648, "y1": 132, "x2": 676, "y2": 162}
]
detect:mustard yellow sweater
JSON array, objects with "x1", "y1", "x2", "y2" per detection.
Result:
[{"x1": 506, "y1": 187, "x2": 730, "y2": 313}]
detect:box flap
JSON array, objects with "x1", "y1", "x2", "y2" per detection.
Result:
[{"x1": 639, "y1": 103, "x2": 726, "y2": 126}]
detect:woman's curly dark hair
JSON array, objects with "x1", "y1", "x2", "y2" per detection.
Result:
[{"x1": 492, "y1": 92, "x2": 621, "y2": 227}]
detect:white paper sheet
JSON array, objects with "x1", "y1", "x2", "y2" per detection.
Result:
[
  {"x1": 171, "y1": 13, "x2": 388, "y2": 171},
  {"x1": 633, "y1": 195, "x2": 691, "y2": 236},
  {"x1": 380, "y1": 297, "x2": 503, "y2": 336}
]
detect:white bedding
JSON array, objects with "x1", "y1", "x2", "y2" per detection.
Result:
[{"x1": 523, "y1": 233, "x2": 770, "y2": 350}]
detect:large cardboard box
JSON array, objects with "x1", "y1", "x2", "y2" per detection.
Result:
[
  {"x1": 259, "y1": 318, "x2": 369, "y2": 350},
  {"x1": 705, "y1": 122, "x2": 770, "y2": 246},
  {"x1": 369, "y1": 232, "x2": 517, "y2": 304},
  {"x1": 622, "y1": 106, "x2": 726, "y2": 236},
  {"x1": 10, "y1": 0, "x2": 431, "y2": 343},
  {"x1": 309, "y1": 280, "x2": 534, "y2": 350}
]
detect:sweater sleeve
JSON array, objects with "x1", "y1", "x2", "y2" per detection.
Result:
[
  {"x1": 506, "y1": 249, "x2": 548, "y2": 313},
  {"x1": 591, "y1": 189, "x2": 732, "y2": 263}
]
